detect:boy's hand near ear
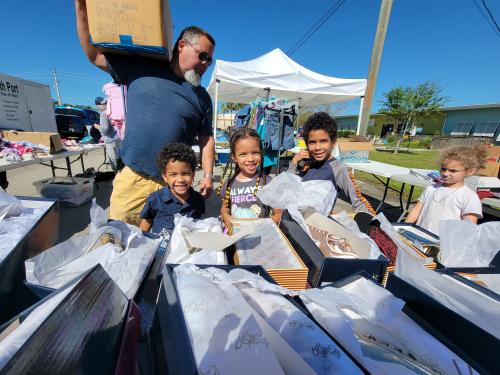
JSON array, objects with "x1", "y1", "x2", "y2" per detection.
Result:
[{"x1": 291, "y1": 149, "x2": 310, "y2": 164}]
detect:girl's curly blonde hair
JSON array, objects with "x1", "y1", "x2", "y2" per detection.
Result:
[{"x1": 439, "y1": 144, "x2": 488, "y2": 173}]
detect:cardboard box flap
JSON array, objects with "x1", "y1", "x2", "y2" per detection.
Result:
[
  {"x1": 337, "y1": 139, "x2": 374, "y2": 152},
  {"x1": 304, "y1": 212, "x2": 371, "y2": 258},
  {"x1": 3, "y1": 131, "x2": 63, "y2": 154}
]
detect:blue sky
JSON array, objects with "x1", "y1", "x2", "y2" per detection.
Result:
[{"x1": 1, "y1": 0, "x2": 499, "y2": 115}]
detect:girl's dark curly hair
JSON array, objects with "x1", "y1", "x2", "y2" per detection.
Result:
[
  {"x1": 302, "y1": 112, "x2": 338, "y2": 143},
  {"x1": 157, "y1": 143, "x2": 197, "y2": 173}
]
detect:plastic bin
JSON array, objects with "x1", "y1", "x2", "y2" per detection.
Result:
[{"x1": 33, "y1": 177, "x2": 94, "y2": 205}]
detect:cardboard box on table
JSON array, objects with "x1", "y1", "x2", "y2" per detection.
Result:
[
  {"x1": 86, "y1": 0, "x2": 173, "y2": 58},
  {"x1": 0, "y1": 265, "x2": 140, "y2": 375},
  {"x1": 230, "y1": 218, "x2": 308, "y2": 290},
  {"x1": 279, "y1": 210, "x2": 388, "y2": 287},
  {"x1": 0, "y1": 197, "x2": 59, "y2": 325},
  {"x1": 336, "y1": 138, "x2": 374, "y2": 163},
  {"x1": 479, "y1": 145, "x2": 500, "y2": 177},
  {"x1": 3, "y1": 131, "x2": 63, "y2": 154},
  {"x1": 152, "y1": 264, "x2": 276, "y2": 374},
  {"x1": 385, "y1": 272, "x2": 498, "y2": 374}
]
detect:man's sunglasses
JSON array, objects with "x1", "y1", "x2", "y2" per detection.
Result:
[{"x1": 185, "y1": 41, "x2": 213, "y2": 66}]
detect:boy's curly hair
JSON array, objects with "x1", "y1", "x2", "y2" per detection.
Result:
[
  {"x1": 439, "y1": 144, "x2": 487, "y2": 172},
  {"x1": 157, "y1": 143, "x2": 197, "y2": 173},
  {"x1": 302, "y1": 112, "x2": 338, "y2": 143}
]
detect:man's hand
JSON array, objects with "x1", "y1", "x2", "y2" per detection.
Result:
[
  {"x1": 199, "y1": 175, "x2": 213, "y2": 198},
  {"x1": 292, "y1": 149, "x2": 310, "y2": 164}
]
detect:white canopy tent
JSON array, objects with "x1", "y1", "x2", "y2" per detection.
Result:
[{"x1": 207, "y1": 48, "x2": 367, "y2": 134}]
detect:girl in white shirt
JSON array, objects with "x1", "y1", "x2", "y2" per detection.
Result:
[{"x1": 405, "y1": 145, "x2": 487, "y2": 236}]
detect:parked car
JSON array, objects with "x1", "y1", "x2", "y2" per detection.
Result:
[{"x1": 54, "y1": 106, "x2": 101, "y2": 141}]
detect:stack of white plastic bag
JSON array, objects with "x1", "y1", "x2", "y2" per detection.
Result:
[
  {"x1": 25, "y1": 199, "x2": 160, "y2": 298},
  {"x1": 165, "y1": 215, "x2": 258, "y2": 265},
  {"x1": 395, "y1": 238, "x2": 500, "y2": 340},
  {"x1": 257, "y1": 172, "x2": 336, "y2": 236},
  {"x1": 300, "y1": 275, "x2": 479, "y2": 374},
  {"x1": 0, "y1": 192, "x2": 46, "y2": 263},
  {"x1": 172, "y1": 264, "x2": 363, "y2": 374}
]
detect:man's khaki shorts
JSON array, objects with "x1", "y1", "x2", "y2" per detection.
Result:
[{"x1": 109, "y1": 166, "x2": 165, "y2": 226}]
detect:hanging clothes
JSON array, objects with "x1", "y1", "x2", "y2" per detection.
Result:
[
  {"x1": 103, "y1": 82, "x2": 127, "y2": 140},
  {"x1": 233, "y1": 104, "x2": 251, "y2": 128}
]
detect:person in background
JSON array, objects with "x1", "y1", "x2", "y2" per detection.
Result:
[
  {"x1": 140, "y1": 143, "x2": 205, "y2": 237},
  {"x1": 287, "y1": 112, "x2": 376, "y2": 214},
  {"x1": 93, "y1": 96, "x2": 121, "y2": 172},
  {"x1": 76, "y1": 0, "x2": 215, "y2": 225},
  {"x1": 405, "y1": 145, "x2": 485, "y2": 235}
]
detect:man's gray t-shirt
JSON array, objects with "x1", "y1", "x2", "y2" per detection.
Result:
[
  {"x1": 221, "y1": 176, "x2": 270, "y2": 219},
  {"x1": 106, "y1": 54, "x2": 213, "y2": 178}
]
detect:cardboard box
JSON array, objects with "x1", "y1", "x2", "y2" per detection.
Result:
[
  {"x1": 0, "y1": 265, "x2": 136, "y2": 374},
  {"x1": 479, "y1": 161, "x2": 500, "y2": 177},
  {"x1": 336, "y1": 138, "x2": 373, "y2": 163},
  {"x1": 86, "y1": 0, "x2": 173, "y2": 58},
  {"x1": 385, "y1": 273, "x2": 497, "y2": 374},
  {"x1": 3, "y1": 131, "x2": 63, "y2": 154},
  {"x1": 0, "y1": 197, "x2": 58, "y2": 324},
  {"x1": 279, "y1": 211, "x2": 388, "y2": 287}
]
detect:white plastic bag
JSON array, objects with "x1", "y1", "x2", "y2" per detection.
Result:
[
  {"x1": 395, "y1": 246, "x2": 500, "y2": 339},
  {"x1": 438, "y1": 220, "x2": 500, "y2": 267},
  {"x1": 25, "y1": 199, "x2": 159, "y2": 298},
  {"x1": 301, "y1": 277, "x2": 480, "y2": 374},
  {"x1": 173, "y1": 264, "x2": 286, "y2": 375},
  {"x1": 257, "y1": 172, "x2": 337, "y2": 216},
  {"x1": 166, "y1": 215, "x2": 228, "y2": 265},
  {"x1": 0, "y1": 191, "x2": 23, "y2": 219}
]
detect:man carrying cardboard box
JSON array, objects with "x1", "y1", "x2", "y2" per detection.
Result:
[{"x1": 75, "y1": 0, "x2": 216, "y2": 225}]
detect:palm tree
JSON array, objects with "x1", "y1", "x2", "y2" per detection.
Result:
[{"x1": 220, "y1": 102, "x2": 246, "y2": 113}]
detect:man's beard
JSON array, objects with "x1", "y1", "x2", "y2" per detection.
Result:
[{"x1": 184, "y1": 69, "x2": 201, "y2": 86}]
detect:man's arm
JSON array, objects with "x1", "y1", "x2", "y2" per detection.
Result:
[
  {"x1": 198, "y1": 134, "x2": 215, "y2": 198},
  {"x1": 75, "y1": 0, "x2": 108, "y2": 72}
]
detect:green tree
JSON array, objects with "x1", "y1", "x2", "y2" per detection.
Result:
[
  {"x1": 220, "y1": 102, "x2": 246, "y2": 113},
  {"x1": 378, "y1": 82, "x2": 448, "y2": 152}
]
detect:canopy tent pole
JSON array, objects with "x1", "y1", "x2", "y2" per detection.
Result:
[
  {"x1": 356, "y1": 96, "x2": 365, "y2": 135},
  {"x1": 213, "y1": 79, "x2": 220, "y2": 139}
]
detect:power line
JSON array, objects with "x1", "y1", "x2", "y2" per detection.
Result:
[
  {"x1": 481, "y1": 0, "x2": 500, "y2": 34},
  {"x1": 287, "y1": 0, "x2": 347, "y2": 56},
  {"x1": 472, "y1": 0, "x2": 500, "y2": 39}
]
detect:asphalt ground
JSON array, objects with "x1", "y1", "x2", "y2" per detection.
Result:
[{"x1": 3, "y1": 150, "x2": 404, "y2": 245}]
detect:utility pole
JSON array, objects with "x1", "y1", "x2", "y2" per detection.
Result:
[
  {"x1": 53, "y1": 69, "x2": 62, "y2": 106},
  {"x1": 358, "y1": 0, "x2": 393, "y2": 136}
]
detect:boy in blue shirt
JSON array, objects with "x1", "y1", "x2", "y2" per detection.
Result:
[
  {"x1": 287, "y1": 112, "x2": 375, "y2": 214},
  {"x1": 139, "y1": 143, "x2": 205, "y2": 236}
]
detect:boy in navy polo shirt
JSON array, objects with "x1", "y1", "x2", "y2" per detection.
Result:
[{"x1": 139, "y1": 143, "x2": 205, "y2": 236}]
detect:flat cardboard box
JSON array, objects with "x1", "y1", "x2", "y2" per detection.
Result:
[
  {"x1": 86, "y1": 0, "x2": 173, "y2": 58},
  {"x1": 336, "y1": 139, "x2": 373, "y2": 163},
  {"x1": 3, "y1": 131, "x2": 63, "y2": 154},
  {"x1": 280, "y1": 211, "x2": 388, "y2": 287}
]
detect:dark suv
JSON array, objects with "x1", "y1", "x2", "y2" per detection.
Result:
[{"x1": 54, "y1": 106, "x2": 101, "y2": 140}]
